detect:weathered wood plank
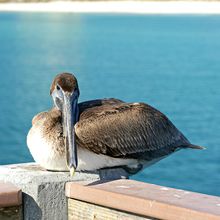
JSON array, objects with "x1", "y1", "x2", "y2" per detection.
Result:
[
  {"x1": 66, "y1": 180, "x2": 220, "y2": 220},
  {"x1": 0, "y1": 182, "x2": 22, "y2": 208},
  {"x1": 0, "y1": 205, "x2": 22, "y2": 220},
  {"x1": 68, "y1": 198, "x2": 155, "y2": 220}
]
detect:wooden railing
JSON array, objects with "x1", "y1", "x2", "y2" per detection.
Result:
[
  {"x1": 0, "y1": 163, "x2": 220, "y2": 220},
  {"x1": 0, "y1": 182, "x2": 22, "y2": 220},
  {"x1": 66, "y1": 179, "x2": 220, "y2": 220}
]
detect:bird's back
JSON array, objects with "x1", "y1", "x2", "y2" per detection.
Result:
[{"x1": 75, "y1": 100, "x2": 192, "y2": 161}]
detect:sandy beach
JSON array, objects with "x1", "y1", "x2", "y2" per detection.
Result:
[{"x1": 0, "y1": 1, "x2": 220, "y2": 14}]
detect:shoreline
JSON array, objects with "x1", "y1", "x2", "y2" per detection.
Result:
[{"x1": 1, "y1": 1, "x2": 220, "y2": 14}]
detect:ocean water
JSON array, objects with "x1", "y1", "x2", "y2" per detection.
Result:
[{"x1": 0, "y1": 12, "x2": 219, "y2": 196}]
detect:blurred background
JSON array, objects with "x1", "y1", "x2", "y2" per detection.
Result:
[{"x1": 0, "y1": 12, "x2": 219, "y2": 196}]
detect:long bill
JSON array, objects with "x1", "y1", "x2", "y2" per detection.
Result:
[{"x1": 63, "y1": 92, "x2": 79, "y2": 176}]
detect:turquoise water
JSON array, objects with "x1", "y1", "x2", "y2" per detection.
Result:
[{"x1": 0, "y1": 13, "x2": 219, "y2": 196}]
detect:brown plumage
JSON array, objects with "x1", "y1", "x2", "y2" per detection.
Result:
[
  {"x1": 50, "y1": 73, "x2": 78, "y2": 95},
  {"x1": 76, "y1": 99, "x2": 202, "y2": 160}
]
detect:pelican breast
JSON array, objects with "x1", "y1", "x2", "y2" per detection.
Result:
[{"x1": 27, "y1": 109, "x2": 68, "y2": 171}]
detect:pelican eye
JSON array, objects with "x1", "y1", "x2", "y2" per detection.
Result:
[{"x1": 56, "y1": 85, "x2": 60, "y2": 90}]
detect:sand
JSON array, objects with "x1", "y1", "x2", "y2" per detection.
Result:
[{"x1": 0, "y1": 1, "x2": 220, "y2": 14}]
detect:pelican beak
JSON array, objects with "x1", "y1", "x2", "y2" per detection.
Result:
[{"x1": 63, "y1": 91, "x2": 79, "y2": 176}]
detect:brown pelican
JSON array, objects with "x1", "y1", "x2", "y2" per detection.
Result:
[{"x1": 27, "y1": 72, "x2": 203, "y2": 175}]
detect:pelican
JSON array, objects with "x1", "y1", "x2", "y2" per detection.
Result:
[{"x1": 27, "y1": 72, "x2": 203, "y2": 175}]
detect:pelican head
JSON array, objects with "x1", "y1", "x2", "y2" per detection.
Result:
[{"x1": 50, "y1": 73, "x2": 79, "y2": 175}]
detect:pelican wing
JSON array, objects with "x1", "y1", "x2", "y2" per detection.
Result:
[{"x1": 76, "y1": 102, "x2": 190, "y2": 159}]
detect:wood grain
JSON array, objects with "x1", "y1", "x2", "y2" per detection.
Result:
[{"x1": 68, "y1": 198, "x2": 155, "y2": 220}]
